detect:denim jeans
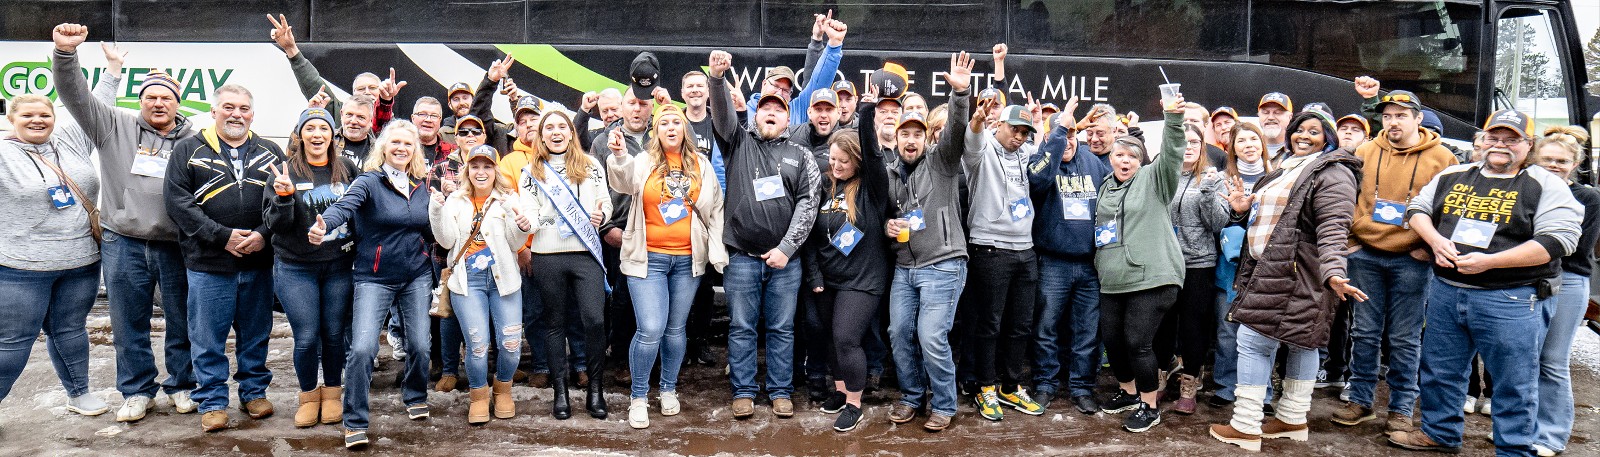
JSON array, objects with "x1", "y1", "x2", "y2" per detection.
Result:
[
  {"x1": 724, "y1": 252, "x2": 802, "y2": 399},
  {"x1": 439, "y1": 315, "x2": 462, "y2": 376},
  {"x1": 1235, "y1": 325, "x2": 1319, "y2": 388},
  {"x1": 1213, "y1": 291, "x2": 1240, "y2": 401},
  {"x1": 889, "y1": 258, "x2": 967, "y2": 417},
  {"x1": 1535, "y1": 272, "x2": 1588, "y2": 452},
  {"x1": 450, "y1": 267, "x2": 523, "y2": 389},
  {"x1": 0, "y1": 262, "x2": 100, "y2": 401},
  {"x1": 187, "y1": 268, "x2": 274, "y2": 413},
  {"x1": 1032, "y1": 255, "x2": 1100, "y2": 398},
  {"x1": 102, "y1": 231, "x2": 194, "y2": 399},
  {"x1": 1346, "y1": 248, "x2": 1429, "y2": 416},
  {"x1": 273, "y1": 259, "x2": 352, "y2": 392},
  {"x1": 344, "y1": 274, "x2": 433, "y2": 431},
  {"x1": 626, "y1": 253, "x2": 701, "y2": 398},
  {"x1": 1418, "y1": 278, "x2": 1548, "y2": 455}
]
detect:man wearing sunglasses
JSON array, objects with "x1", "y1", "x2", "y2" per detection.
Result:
[{"x1": 1332, "y1": 79, "x2": 1459, "y2": 435}]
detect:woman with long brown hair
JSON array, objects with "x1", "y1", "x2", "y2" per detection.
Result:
[
  {"x1": 518, "y1": 109, "x2": 612, "y2": 420},
  {"x1": 607, "y1": 104, "x2": 725, "y2": 429}
]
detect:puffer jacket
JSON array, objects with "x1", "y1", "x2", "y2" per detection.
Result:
[{"x1": 1228, "y1": 148, "x2": 1362, "y2": 349}]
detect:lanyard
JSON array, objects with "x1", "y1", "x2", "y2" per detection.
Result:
[
  {"x1": 1372, "y1": 150, "x2": 1422, "y2": 202},
  {"x1": 8, "y1": 138, "x2": 58, "y2": 184}
]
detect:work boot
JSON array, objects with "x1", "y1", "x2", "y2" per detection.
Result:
[
  {"x1": 1388, "y1": 412, "x2": 1417, "y2": 433},
  {"x1": 493, "y1": 379, "x2": 516, "y2": 419},
  {"x1": 434, "y1": 374, "x2": 458, "y2": 393},
  {"x1": 468, "y1": 386, "x2": 491, "y2": 424},
  {"x1": 201, "y1": 410, "x2": 230, "y2": 432},
  {"x1": 731, "y1": 398, "x2": 755, "y2": 418},
  {"x1": 888, "y1": 403, "x2": 917, "y2": 424},
  {"x1": 923, "y1": 413, "x2": 952, "y2": 432},
  {"x1": 1330, "y1": 401, "x2": 1377, "y2": 426},
  {"x1": 1261, "y1": 417, "x2": 1309, "y2": 441},
  {"x1": 295, "y1": 388, "x2": 322, "y2": 427},
  {"x1": 240, "y1": 398, "x2": 274, "y2": 419},
  {"x1": 1210, "y1": 424, "x2": 1262, "y2": 452},
  {"x1": 772, "y1": 398, "x2": 795, "y2": 417},
  {"x1": 1388, "y1": 430, "x2": 1461, "y2": 453},
  {"x1": 320, "y1": 386, "x2": 343, "y2": 424},
  {"x1": 528, "y1": 372, "x2": 550, "y2": 389}
]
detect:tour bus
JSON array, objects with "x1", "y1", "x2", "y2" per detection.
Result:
[{"x1": 0, "y1": 0, "x2": 1593, "y2": 173}]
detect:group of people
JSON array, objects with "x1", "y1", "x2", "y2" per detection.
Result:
[{"x1": 0, "y1": 14, "x2": 1590, "y2": 456}]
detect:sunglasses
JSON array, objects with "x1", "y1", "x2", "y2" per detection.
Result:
[
  {"x1": 458, "y1": 127, "x2": 484, "y2": 136},
  {"x1": 1381, "y1": 93, "x2": 1414, "y2": 104}
]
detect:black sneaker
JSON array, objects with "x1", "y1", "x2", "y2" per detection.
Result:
[
  {"x1": 1208, "y1": 395, "x2": 1234, "y2": 408},
  {"x1": 1101, "y1": 391, "x2": 1140, "y2": 414},
  {"x1": 821, "y1": 391, "x2": 847, "y2": 414},
  {"x1": 832, "y1": 404, "x2": 864, "y2": 432},
  {"x1": 1072, "y1": 395, "x2": 1100, "y2": 415},
  {"x1": 1123, "y1": 403, "x2": 1161, "y2": 433},
  {"x1": 1034, "y1": 390, "x2": 1055, "y2": 410}
]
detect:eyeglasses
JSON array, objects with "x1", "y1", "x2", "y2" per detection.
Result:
[
  {"x1": 1483, "y1": 136, "x2": 1528, "y2": 147},
  {"x1": 1381, "y1": 93, "x2": 1414, "y2": 104},
  {"x1": 413, "y1": 113, "x2": 442, "y2": 121},
  {"x1": 458, "y1": 127, "x2": 484, "y2": 136}
]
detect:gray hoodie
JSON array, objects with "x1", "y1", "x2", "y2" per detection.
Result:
[
  {"x1": 0, "y1": 123, "x2": 100, "y2": 270},
  {"x1": 963, "y1": 129, "x2": 1038, "y2": 250},
  {"x1": 53, "y1": 49, "x2": 196, "y2": 242},
  {"x1": 887, "y1": 89, "x2": 971, "y2": 268},
  {"x1": 1167, "y1": 170, "x2": 1229, "y2": 268}
]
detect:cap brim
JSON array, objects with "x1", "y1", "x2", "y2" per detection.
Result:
[
  {"x1": 758, "y1": 95, "x2": 789, "y2": 111},
  {"x1": 895, "y1": 120, "x2": 927, "y2": 131},
  {"x1": 1258, "y1": 101, "x2": 1287, "y2": 110},
  {"x1": 1005, "y1": 120, "x2": 1037, "y2": 132}
]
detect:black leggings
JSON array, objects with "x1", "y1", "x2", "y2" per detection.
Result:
[
  {"x1": 815, "y1": 289, "x2": 879, "y2": 393},
  {"x1": 532, "y1": 252, "x2": 608, "y2": 383},
  {"x1": 1176, "y1": 267, "x2": 1216, "y2": 377},
  {"x1": 1100, "y1": 285, "x2": 1179, "y2": 393}
]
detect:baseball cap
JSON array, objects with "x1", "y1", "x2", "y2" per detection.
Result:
[
  {"x1": 869, "y1": 63, "x2": 909, "y2": 100},
  {"x1": 629, "y1": 52, "x2": 660, "y2": 99},
  {"x1": 1210, "y1": 106, "x2": 1239, "y2": 120},
  {"x1": 766, "y1": 66, "x2": 796, "y2": 88},
  {"x1": 514, "y1": 95, "x2": 542, "y2": 117},
  {"x1": 454, "y1": 114, "x2": 484, "y2": 129},
  {"x1": 1482, "y1": 109, "x2": 1533, "y2": 138},
  {"x1": 1376, "y1": 90, "x2": 1423, "y2": 112},
  {"x1": 998, "y1": 105, "x2": 1036, "y2": 133},
  {"x1": 979, "y1": 87, "x2": 1007, "y2": 106},
  {"x1": 1040, "y1": 103, "x2": 1061, "y2": 115},
  {"x1": 895, "y1": 110, "x2": 928, "y2": 132},
  {"x1": 1336, "y1": 114, "x2": 1369, "y2": 134},
  {"x1": 465, "y1": 144, "x2": 499, "y2": 162},
  {"x1": 1258, "y1": 92, "x2": 1293, "y2": 112},
  {"x1": 756, "y1": 93, "x2": 789, "y2": 112},
  {"x1": 652, "y1": 103, "x2": 686, "y2": 122},
  {"x1": 809, "y1": 88, "x2": 838, "y2": 108},
  {"x1": 1302, "y1": 102, "x2": 1336, "y2": 126},
  {"x1": 446, "y1": 82, "x2": 473, "y2": 98},
  {"x1": 832, "y1": 80, "x2": 857, "y2": 98}
]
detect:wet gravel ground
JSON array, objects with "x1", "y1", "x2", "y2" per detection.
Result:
[{"x1": 1, "y1": 301, "x2": 1596, "y2": 456}]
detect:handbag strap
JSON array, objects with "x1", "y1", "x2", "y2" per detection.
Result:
[
  {"x1": 29, "y1": 150, "x2": 98, "y2": 217},
  {"x1": 446, "y1": 195, "x2": 495, "y2": 268}
]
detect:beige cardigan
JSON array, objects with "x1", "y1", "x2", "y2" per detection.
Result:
[
  {"x1": 607, "y1": 149, "x2": 726, "y2": 278},
  {"x1": 428, "y1": 188, "x2": 533, "y2": 296}
]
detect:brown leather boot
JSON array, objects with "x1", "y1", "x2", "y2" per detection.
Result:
[
  {"x1": 1209, "y1": 424, "x2": 1262, "y2": 452},
  {"x1": 320, "y1": 386, "x2": 343, "y2": 424},
  {"x1": 295, "y1": 388, "x2": 322, "y2": 427},
  {"x1": 1261, "y1": 417, "x2": 1310, "y2": 441},
  {"x1": 468, "y1": 386, "x2": 491, "y2": 424},
  {"x1": 492, "y1": 379, "x2": 516, "y2": 419}
]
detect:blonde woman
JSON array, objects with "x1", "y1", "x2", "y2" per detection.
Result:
[
  {"x1": 311, "y1": 120, "x2": 435, "y2": 449},
  {"x1": 606, "y1": 104, "x2": 725, "y2": 429},
  {"x1": 430, "y1": 144, "x2": 532, "y2": 425},
  {"x1": 518, "y1": 110, "x2": 612, "y2": 419}
]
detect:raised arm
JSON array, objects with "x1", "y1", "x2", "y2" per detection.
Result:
[
  {"x1": 934, "y1": 52, "x2": 976, "y2": 171},
  {"x1": 50, "y1": 24, "x2": 128, "y2": 147},
  {"x1": 791, "y1": 14, "x2": 846, "y2": 126},
  {"x1": 605, "y1": 133, "x2": 644, "y2": 195},
  {"x1": 1150, "y1": 100, "x2": 1188, "y2": 201},
  {"x1": 707, "y1": 50, "x2": 741, "y2": 146},
  {"x1": 270, "y1": 14, "x2": 345, "y2": 117}
]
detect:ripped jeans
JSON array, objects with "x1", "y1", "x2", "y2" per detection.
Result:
[{"x1": 450, "y1": 266, "x2": 523, "y2": 389}]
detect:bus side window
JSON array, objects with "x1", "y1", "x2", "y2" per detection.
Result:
[{"x1": 1494, "y1": 8, "x2": 1573, "y2": 129}]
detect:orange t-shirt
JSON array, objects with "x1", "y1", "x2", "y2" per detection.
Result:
[
  {"x1": 463, "y1": 193, "x2": 490, "y2": 256},
  {"x1": 641, "y1": 152, "x2": 699, "y2": 255}
]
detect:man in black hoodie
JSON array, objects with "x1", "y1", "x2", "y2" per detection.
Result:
[
  {"x1": 708, "y1": 50, "x2": 823, "y2": 419},
  {"x1": 165, "y1": 84, "x2": 284, "y2": 432}
]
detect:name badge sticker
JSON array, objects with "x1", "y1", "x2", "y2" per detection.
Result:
[
  {"x1": 467, "y1": 251, "x2": 496, "y2": 272},
  {"x1": 1373, "y1": 199, "x2": 1407, "y2": 227},
  {"x1": 659, "y1": 198, "x2": 688, "y2": 226},
  {"x1": 753, "y1": 175, "x2": 786, "y2": 201},
  {"x1": 1062, "y1": 197, "x2": 1091, "y2": 220},
  {"x1": 130, "y1": 149, "x2": 169, "y2": 178},
  {"x1": 830, "y1": 222, "x2": 863, "y2": 256},
  {"x1": 1449, "y1": 219, "x2": 1497, "y2": 249},
  {"x1": 47, "y1": 185, "x2": 76, "y2": 209},
  {"x1": 1010, "y1": 198, "x2": 1034, "y2": 221},
  {"x1": 904, "y1": 209, "x2": 927, "y2": 232},
  {"x1": 1094, "y1": 221, "x2": 1120, "y2": 247}
]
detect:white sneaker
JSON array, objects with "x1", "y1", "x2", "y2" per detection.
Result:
[
  {"x1": 169, "y1": 390, "x2": 198, "y2": 414},
  {"x1": 66, "y1": 394, "x2": 110, "y2": 416},
  {"x1": 1478, "y1": 399, "x2": 1492, "y2": 415},
  {"x1": 116, "y1": 396, "x2": 152, "y2": 422},
  {"x1": 628, "y1": 398, "x2": 649, "y2": 429},
  {"x1": 1463, "y1": 398, "x2": 1477, "y2": 414},
  {"x1": 388, "y1": 333, "x2": 407, "y2": 361},
  {"x1": 1339, "y1": 385, "x2": 1352, "y2": 402},
  {"x1": 1533, "y1": 443, "x2": 1558, "y2": 457},
  {"x1": 660, "y1": 391, "x2": 680, "y2": 416}
]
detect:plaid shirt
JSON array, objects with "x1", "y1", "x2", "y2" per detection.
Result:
[{"x1": 1247, "y1": 152, "x2": 1322, "y2": 258}]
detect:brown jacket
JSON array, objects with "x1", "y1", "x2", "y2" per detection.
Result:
[{"x1": 1230, "y1": 149, "x2": 1362, "y2": 349}]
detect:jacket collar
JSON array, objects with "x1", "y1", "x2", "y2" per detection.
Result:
[{"x1": 200, "y1": 127, "x2": 256, "y2": 153}]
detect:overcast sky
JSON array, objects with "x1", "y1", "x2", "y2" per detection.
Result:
[{"x1": 1579, "y1": 0, "x2": 1598, "y2": 43}]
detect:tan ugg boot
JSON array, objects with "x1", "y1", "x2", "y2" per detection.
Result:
[
  {"x1": 295, "y1": 387, "x2": 322, "y2": 427},
  {"x1": 493, "y1": 379, "x2": 516, "y2": 419},
  {"x1": 320, "y1": 386, "x2": 343, "y2": 424},
  {"x1": 468, "y1": 386, "x2": 491, "y2": 424}
]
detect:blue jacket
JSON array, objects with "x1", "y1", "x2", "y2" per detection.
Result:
[
  {"x1": 320, "y1": 171, "x2": 435, "y2": 285},
  {"x1": 1029, "y1": 127, "x2": 1110, "y2": 260},
  {"x1": 746, "y1": 42, "x2": 842, "y2": 126}
]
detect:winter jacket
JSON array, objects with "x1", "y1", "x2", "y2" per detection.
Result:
[
  {"x1": 1349, "y1": 127, "x2": 1457, "y2": 253},
  {"x1": 165, "y1": 129, "x2": 283, "y2": 272},
  {"x1": 607, "y1": 148, "x2": 727, "y2": 278},
  {"x1": 263, "y1": 157, "x2": 361, "y2": 263},
  {"x1": 885, "y1": 89, "x2": 972, "y2": 268},
  {"x1": 1229, "y1": 148, "x2": 1361, "y2": 349},
  {"x1": 1028, "y1": 124, "x2": 1110, "y2": 260},
  {"x1": 1169, "y1": 169, "x2": 1230, "y2": 268},
  {"x1": 53, "y1": 48, "x2": 196, "y2": 242},
  {"x1": 430, "y1": 189, "x2": 532, "y2": 296},
  {"x1": 0, "y1": 124, "x2": 99, "y2": 271},
  {"x1": 1094, "y1": 113, "x2": 1186, "y2": 294},
  {"x1": 320, "y1": 170, "x2": 436, "y2": 285},
  {"x1": 709, "y1": 74, "x2": 821, "y2": 257},
  {"x1": 1561, "y1": 183, "x2": 1600, "y2": 277}
]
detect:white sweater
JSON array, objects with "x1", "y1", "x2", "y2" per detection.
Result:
[
  {"x1": 429, "y1": 189, "x2": 533, "y2": 296},
  {"x1": 519, "y1": 152, "x2": 611, "y2": 254}
]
